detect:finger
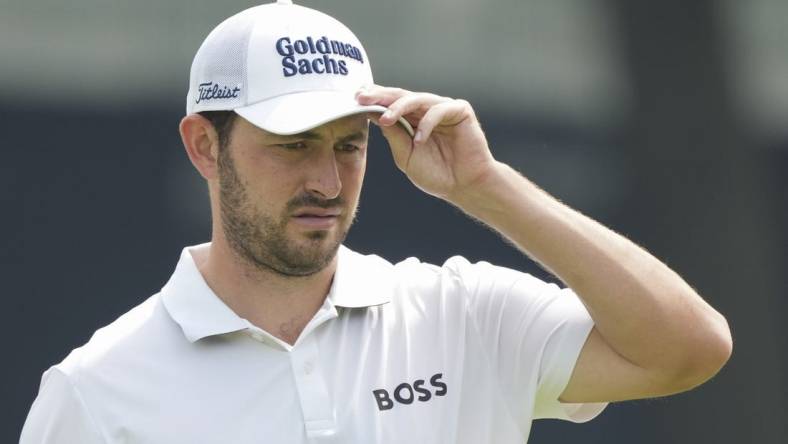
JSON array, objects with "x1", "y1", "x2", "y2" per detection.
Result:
[
  {"x1": 356, "y1": 85, "x2": 411, "y2": 107},
  {"x1": 413, "y1": 99, "x2": 472, "y2": 143},
  {"x1": 370, "y1": 114, "x2": 414, "y2": 172},
  {"x1": 379, "y1": 92, "x2": 451, "y2": 127},
  {"x1": 366, "y1": 111, "x2": 415, "y2": 137}
]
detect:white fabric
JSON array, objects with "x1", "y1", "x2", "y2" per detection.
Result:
[
  {"x1": 234, "y1": 90, "x2": 413, "y2": 136},
  {"x1": 185, "y1": 2, "x2": 414, "y2": 136},
  {"x1": 21, "y1": 244, "x2": 606, "y2": 443}
]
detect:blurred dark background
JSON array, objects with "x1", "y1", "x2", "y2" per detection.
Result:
[{"x1": 5, "y1": 0, "x2": 787, "y2": 442}]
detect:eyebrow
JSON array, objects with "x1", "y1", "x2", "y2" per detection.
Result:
[
  {"x1": 275, "y1": 130, "x2": 368, "y2": 143},
  {"x1": 337, "y1": 131, "x2": 367, "y2": 144},
  {"x1": 281, "y1": 130, "x2": 322, "y2": 141}
]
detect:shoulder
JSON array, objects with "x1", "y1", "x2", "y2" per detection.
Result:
[
  {"x1": 341, "y1": 246, "x2": 464, "y2": 291},
  {"x1": 342, "y1": 246, "x2": 547, "y2": 304},
  {"x1": 391, "y1": 253, "x2": 546, "y2": 297},
  {"x1": 54, "y1": 294, "x2": 177, "y2": 383}
]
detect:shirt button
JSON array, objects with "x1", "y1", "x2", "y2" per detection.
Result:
[{"x1": 303, "y1": 361, "x2": 314, "y2": 375}]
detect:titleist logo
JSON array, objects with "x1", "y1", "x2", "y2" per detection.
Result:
[{"x1": 196, "y1": 82, "x2": 241, "y2": 104}]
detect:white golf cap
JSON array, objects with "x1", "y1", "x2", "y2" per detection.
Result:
[{"x1": 186, "y1": 0, "x2": 413, "y2": 136}]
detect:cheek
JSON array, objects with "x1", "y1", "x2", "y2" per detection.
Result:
[
  {"x1": 339, "y1": 158, "x2": 366, "y2": 195},
  {"x1": 233, "y1": 167, "x2": 298, "y2": 220},
  {"x1": 242, "y1": 152, "x2": 301, "y2": 194}
]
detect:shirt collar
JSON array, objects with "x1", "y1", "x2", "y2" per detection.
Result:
[
  {"x1": 161, "y1": 243, "x2": 393, "y2": 342},
  {"x1": 161, "y1": 244, "x2": 250, "y2": 342},
  {"x1": 329, "y1": 245, "x2": 394, "y2": 308}
]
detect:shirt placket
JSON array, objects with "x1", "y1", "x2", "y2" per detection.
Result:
[{"x1": 290, "y1": 333, "x2": 336, "y2": 439}]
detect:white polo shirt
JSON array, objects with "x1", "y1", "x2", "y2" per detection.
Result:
[{"x1": 21, "y1": 243, "x2": 606, "y2": 443}]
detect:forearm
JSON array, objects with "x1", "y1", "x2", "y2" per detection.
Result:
[{"x1": 451, "y1": 161, "x2": 732, "y2": 379}]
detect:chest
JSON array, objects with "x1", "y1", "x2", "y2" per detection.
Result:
[{"x1": 101, "y1": 303, "x2": 521, "y2": 443}]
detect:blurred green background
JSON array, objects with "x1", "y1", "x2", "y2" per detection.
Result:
[{"x1": 5, "y1": 0, "x2": 787, "y2": 442}]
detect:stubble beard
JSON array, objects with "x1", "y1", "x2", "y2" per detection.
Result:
[{"x1": 217, "y1": 147, "x2": 353, "y2": 277}]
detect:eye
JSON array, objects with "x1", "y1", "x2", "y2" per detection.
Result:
[
  {"x1": 277, "y1": 141, "x2": 307, "y2": 150},
  {"x1": 337, "y1": 143, "x2": 360, "y2": 152}
]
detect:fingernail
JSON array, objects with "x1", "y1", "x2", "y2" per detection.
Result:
[
  {"x1": 382, "y1": 110, "x2": 392, "y2": 120},
  {"x1": 414, "y1": 130, "x2": 423, "y2": 143}
]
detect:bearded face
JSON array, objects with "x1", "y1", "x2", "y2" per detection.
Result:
[{"x1": 214, "y1": 115, "x2": 367, "y2": 277}]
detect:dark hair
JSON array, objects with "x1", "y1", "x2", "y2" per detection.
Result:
[{"x1": 198, "y1": 110, "x2": 237, "y2": 150}]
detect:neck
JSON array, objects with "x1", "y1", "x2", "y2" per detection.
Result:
[{"x1": 193, "y1": 234, "x2": 337, "y2": 345}]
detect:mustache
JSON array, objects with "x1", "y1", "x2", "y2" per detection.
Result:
[{"x1": 286, "y1": 194, "x2": 344, "y2": 211}]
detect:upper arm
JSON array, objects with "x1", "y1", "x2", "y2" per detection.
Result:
[
  {"x1": 560, "y1": 327, "x2": 676, "y2": 403},
  {"x1": 447, "y1": 257, "x2": 606, "y2": 421},
  {"x1": 20, "y1": 368, "x2": 105, "y2": 444}
]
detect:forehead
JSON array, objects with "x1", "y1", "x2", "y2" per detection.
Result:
[{"x1": 236, "y1": 113, "x2": 370, "y2": 141}]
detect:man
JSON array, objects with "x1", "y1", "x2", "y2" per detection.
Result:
[{"x1": 21, "y1": 1, "x2": 732, "y2": 443}]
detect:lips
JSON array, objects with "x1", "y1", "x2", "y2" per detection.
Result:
[
  {"x1": 292, "y1": 207, "x2": 341, "y2": 217},
  {"x1": 291, "y1": 207, "x2": 341, "y2": 229}
]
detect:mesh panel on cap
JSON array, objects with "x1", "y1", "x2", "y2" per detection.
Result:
[{"x1": 186, "y1": 10, "x2": 255, "y2": 114}]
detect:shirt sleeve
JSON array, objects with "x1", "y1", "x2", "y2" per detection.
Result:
[
  {"x1": 447, "y1": 257, "x2": 607, "y2": 426},
  {"x1": 20, "y1": 367, "x2": 106, "y2": 444}
]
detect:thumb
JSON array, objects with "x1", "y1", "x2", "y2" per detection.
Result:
[{"x1": 371, "y1": 116, "x2": 413, "y2": 172}]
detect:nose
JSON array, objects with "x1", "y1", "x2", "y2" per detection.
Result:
[{"x1": 304, "y1": 148, "x2": 341, "y2": 200}]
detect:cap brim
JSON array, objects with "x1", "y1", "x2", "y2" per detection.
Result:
[{"x1": 234, "y1": 90, "x2": 414, "y2": 137}]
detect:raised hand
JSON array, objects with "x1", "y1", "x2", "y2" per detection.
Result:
[{"x1": 357, "y1": 85, "x2": 497, "y2": 203}]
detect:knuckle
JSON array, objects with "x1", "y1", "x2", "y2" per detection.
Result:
[
  {"x1": 396, "y1": 95, "x2": 422, "y2": 112},
  {"x1": 392, "y1": 87, "x2": 409, "y2": 96},
  {"x1": 425, "y1": 93, "x2": 449, "y2": 103},
  {"x1": 454, "y1": 99, "x2": 475, "y2": 116}
]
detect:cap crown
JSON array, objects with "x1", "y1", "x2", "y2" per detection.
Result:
[{"x1": 186, "y1": 2, "x2": 374, "y2": 115}]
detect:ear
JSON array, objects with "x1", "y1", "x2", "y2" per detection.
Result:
[{"x1": 179, "y1": 114, "x2": 222, "y2": 181}]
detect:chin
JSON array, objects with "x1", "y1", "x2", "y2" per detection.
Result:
[
  {"x1": 303, "y1": 230, "x2": 330, "y2": 241},
  {"x1": 292, "y1": 227, "x2": 344, "y2": 255}
]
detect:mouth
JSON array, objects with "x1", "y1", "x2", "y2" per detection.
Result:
[
  {"x1": 291, "y1": 207, "x2": 342, "y2": 229},
  {"x1": 292, "y1": 207, "x2": 342, "y2": 217}
]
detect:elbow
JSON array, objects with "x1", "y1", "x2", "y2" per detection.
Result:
[
  {"x1": 715, "y1": 314, "x2": 734, "y2": 365},
  {"x1": 670, "y1": 312, "x2": 733, "y2": 393},
  {"x1": 697, "y1": 313, "x2": 733, "y2": 379}
]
